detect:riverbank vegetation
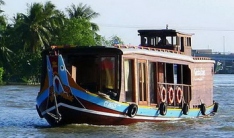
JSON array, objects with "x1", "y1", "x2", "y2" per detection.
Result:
[{"x1": 0, "y1": 1, "x2": 124, "y2": 84}]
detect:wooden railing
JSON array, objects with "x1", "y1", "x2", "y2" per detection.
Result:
[
  {"x1": 114, "y1": 45, "x2": 183, "y2": 54},
  {"x1": 115, "y1": 45, "x2": 212, "y2": 61},
  {"x1": 157, "y1": 82, "x2": 191, "y2": 106},
  {"x1": 193, "y1": 57, "x2": 211, "y2": 60}
]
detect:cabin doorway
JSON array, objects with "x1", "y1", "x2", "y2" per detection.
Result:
[
  {"x1": 138, "y1": 60, "x2": 148, "y2": 105},
  {"x1": 124, "y1": 59, "x2": 134, "y2": 102}
]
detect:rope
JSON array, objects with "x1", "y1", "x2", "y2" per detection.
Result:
[
  {"x1": 46, "y1": 89, "x2": 62, "y2": 123},
  {"x1": 53, "y1": 91, "x2": 62, "y2": 122}
]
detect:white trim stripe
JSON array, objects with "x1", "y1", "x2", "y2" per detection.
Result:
[{"x1": 41, "y1": 103, "x2": 181, "y2": 121}]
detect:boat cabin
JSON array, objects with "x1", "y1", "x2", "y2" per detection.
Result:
[{"x1": 138, "y1": 29, "x2": 193, "y2": 56}]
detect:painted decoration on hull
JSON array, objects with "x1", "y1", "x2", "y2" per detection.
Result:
[{"x1": 47, "y1": 55, "x2": 74, "y2": 102}]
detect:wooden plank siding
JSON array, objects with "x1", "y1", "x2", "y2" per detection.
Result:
[
  {"x1": 121, "y1": 52, "x2": 214, "y2": 108},
  {"x1": 189, "y1": 62, "x2": 214, "y2": 107}
]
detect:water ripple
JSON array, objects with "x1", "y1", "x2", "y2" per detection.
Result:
[{"x1": 0, "y1": 75, "x2": 234, "y2": 137}]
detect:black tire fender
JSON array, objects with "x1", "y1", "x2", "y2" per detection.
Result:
[
  {"x1": 182, "y1": 103, "x2": 189, "y2": 115},
  {"x1": 159, "y1": 102, "x2": 167, "y2": 116},
  {"x1": 213, "y1": 102, "x2": 219, "y2": 112},
  {"x1": 200, "y1": 103, "x2": 206, "y2": 115},
  {"x1": 127, "y1": 104, "x2": 138, "y2": 117}
]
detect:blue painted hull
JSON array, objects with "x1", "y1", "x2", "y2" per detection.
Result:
[{"x1": 36, "y1": 85, "x2": 216, "y2": 126}]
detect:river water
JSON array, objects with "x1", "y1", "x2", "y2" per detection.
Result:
[{"x1": 0, "y1": 74, "x2": 233, "y2": 138}]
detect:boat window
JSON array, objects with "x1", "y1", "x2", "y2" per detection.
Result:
[
  {"x1": 177, "y1": 65, "x2": 191, "y2": 104},
  {"x1": 100, "y1": 57, "x2": 116, "y2": 97},
  {"x1": 66, "y1": 54, "x2": 120, "y2": 100},
  {"x1": 187, "y1": 37, "x2": 191, "y2": 46},
  {"x1": 158, "y1": 36, "x2": 170, "y2": 46},
  {"x1": 165, "y1": 63, "x2": 174, "y2": 83},
  {"x1": 174, "y1": 64, "x2": 177, "y2": 84},
  {"x1": 166, "y1": 36, "x2": 171, "y2": 45},
  {"x1": 149, "y1": 62, "x2": 156, "y2": 103},
  {"x1": 172, "y1": 36, "x2": 177, "y2": 45},
  {"x1": 143, "y1": 37, "x2": 147, "y2": 46},
  {"x1": 138, "y1": 61, "x2": 147, "y2": 104},
  {"x1": 71, "y1": 55, "x2": 98, "y2": 92},
  {"x1": 149, "y1": 37, "x2": 155, "y2": 46},
  {"x1": 180, "y1": 37, "x2": 184, "y2": 52},
  {"x1": 124, "y1": 59, "x2": 133, "y2": 102},
  {"x1": 143, "y1": 36, "x2": 158, "y2": 46}
]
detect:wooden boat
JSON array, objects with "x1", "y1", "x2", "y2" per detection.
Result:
[{"x1": 36, "y1": 29, "x2": 219, "y2": 126}]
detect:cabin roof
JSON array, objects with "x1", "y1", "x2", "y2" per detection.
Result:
[
  {"x1": 118, "y1": 46, "x2": 214, "y2": 63},
  {"x1": 43, "y1": 46, "x2": 123, "y2": 55},
  {"x1": 45, "y1": 45, "x2": 214, "y2": 63},
  {"x1": 138, "y1": 29, "x2": 193, "y2": 37}
]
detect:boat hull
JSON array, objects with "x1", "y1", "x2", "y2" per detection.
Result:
[
  {"x1": 36, "y1": 93, "x2": 216, "y2": 126},
  {"x1": 42, "y1": 103, "x2": 165, "y2": 126}
]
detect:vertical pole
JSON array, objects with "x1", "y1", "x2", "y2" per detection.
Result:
[{"x1": 223, "y1": 36, "x2": 225, "y2": 55}]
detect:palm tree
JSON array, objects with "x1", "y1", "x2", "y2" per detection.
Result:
[
  {"x1": 14, "y1": 1, "x2": 61, "y2": 53},
  {"x1": 0, "y1": 0, "x2": 14, "y2": 72},
  {"x1": 0, "y1": 0, "x2": 4, "y2": 5},
  {"x1": 0, "y1": 0, "x2": 5, "y2": 25},
  {"x1": 66, "y1": 3, "x2": 100, "y2": 31},
  {"x1": 0, "y1": 39, "x2": 13, "y2": 67},
  {"x1": 0, "y1": 0, "x2": 5, "y2": 10}
]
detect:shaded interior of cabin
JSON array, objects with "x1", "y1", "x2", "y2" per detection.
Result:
[
  {"x1": 138, "y1": 29, "x2": 193, "y2": 56},
  {"x1": 66, "y1": 54, "x2": 121, "y2": 100},
  {"x1": 123, "y1": 59, "x2": 192, "y2": 107}
]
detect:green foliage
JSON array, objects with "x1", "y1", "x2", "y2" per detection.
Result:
[
  {"x1": 0, "y1": 43, "x2": 13, "y2": 68},
  {"x1": 53, "y1": 18, "x2": 96, "y2": 46},
  {"x1": 8, "y1": 50, "x2": 41, "y2": 83},
  {"x1": 13, "y1": 1, "x2": 61, "y2": 53},
  {"x1": 0, "y1": 4, "x2": 14, "y2": 73},
  {"x1": 0, "y1": 0, "x2": 5, "y2": 13},
  {"x1": 0, "y1": 67, "x2": 3, "y2": 84},
  {"x1": 0, "y1": 0, "x2": 5, "y2": 5},
  {"x1": 99, "y1": 35, "x2": 125, "y2": 46},
  {"x1": 66, "y1": 3, "x2": 100, "y2": 31},
  {"x1": 110, "y1": 35, "x2": 124, "y2": 45},
  {"x1": 0, "y1": 1, "x2": 125, "y2": 84}
]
